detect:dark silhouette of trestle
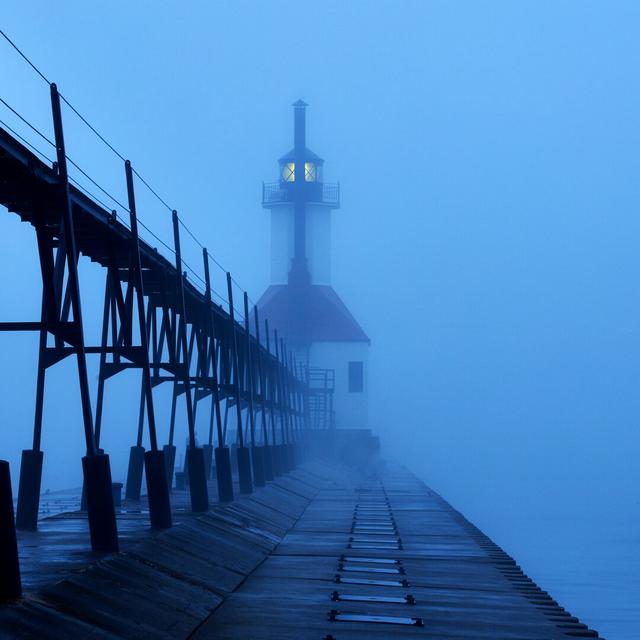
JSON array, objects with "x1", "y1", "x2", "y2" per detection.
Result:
[{"x1": 0, "y1": 79, "x2": 322, "y2": 600}]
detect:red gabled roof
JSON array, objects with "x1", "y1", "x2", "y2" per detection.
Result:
[{"x1": 257, "y1": 284, "x2": 370, "y2": 345}]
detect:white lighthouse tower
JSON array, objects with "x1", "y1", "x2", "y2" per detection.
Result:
[{"x1": 258, "y1": 101, "x2": 370, "y2": 430}]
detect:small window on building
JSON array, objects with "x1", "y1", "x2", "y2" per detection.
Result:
[{"x1": 348, "y1": 361, "x2": 364, "y2": 393}]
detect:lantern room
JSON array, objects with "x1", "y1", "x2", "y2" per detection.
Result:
[{"x1": 278, "y1": 148, "x2": 324, "y2": 184}]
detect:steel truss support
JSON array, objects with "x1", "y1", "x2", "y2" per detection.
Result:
[
  {"x1": 227, "y1": 273, "x2": 253, "y2": 494},
  {"x1": 274, "y1": 332, "x2": 292, "y2": 472},
  {"x1": 17, "y1": 84, "x2": 120, "y2": 551},
  {"x1": 243, "y1": 293, "x2": 265, "y2": 487},
  {"x1": 264, "y1": 320, "x2": 282, "y2": 475},
  {"x1": 1, "y1": 80, "x2": 319, "y2": 571},
  {"x1": 124, "y1": 160, "x2": 172, "y2": 528},
  {"x1": 253, "y1": 306, "x2": 274, "y2": 480},
  {"x1": 203, "y1": 250, "x2": 234, "y2": 502},
  {"x1": 172, "y1": 211, "x2": 208, "y2": 512},
  {"x1": 282, "y1": 343, "x2": 298, "y2": 469}
]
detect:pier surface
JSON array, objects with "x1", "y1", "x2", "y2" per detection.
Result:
[{"x1": 1, "y1": 460, "x2": 601, "y2": 639}]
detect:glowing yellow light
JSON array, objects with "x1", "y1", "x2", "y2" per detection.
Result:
[
  {"x1": 282, "y1": 162, "x2": 295, "y2": 182},
  {"x1": 304, "y1": 162, "x2": 316, "y2": 182}
]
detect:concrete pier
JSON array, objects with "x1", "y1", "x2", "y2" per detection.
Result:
[{"x1": 0, "y1": 459, "x2": 602, "y2": 639}]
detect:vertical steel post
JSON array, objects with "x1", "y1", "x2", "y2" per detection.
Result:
[
  {"x1": 93, "y1": 272, "x2": 112, "y2": 447},
  {"x1": 297, "y1": 360, "x2": 307, "y2": 459},
  {"x1": 203, "y1": 250, "x2": 233, "y2": 502},
  {"x1": 172, "y1": 210, "x2": 208, "y2": 512},
  {"x1": 243, "y1": 293, "x2": 257, "y2": 450},
  {"x1": 227, "y1": 274, "x2": 253, "y2": 493},
  {"x1": 282, "y1": 344, "x2": 297, "y2": 468},
  {"x1": 244, "y1": 293, "x2": 265, "y2": 487},
  {"x1": 291, "y1": 356, "x2": 299, "y2": 439},
  {"x1": 50, "y1": 83, "x2": 118, "y2": 552},
  {"x1": 297, "y1": 360, "x2": 305, "y2": 441},
  {"x1": 274, "y1": 332, "x2": 285, "y2": 442},
  {"x1": 274, "y1": 332, "x2": 291, "y2": 472},
  {"x1": 293, "y1": 357, "x2": 303, "y2": 462},
  {"x1": 300, "y1": 360, "x2": 311, "y2": 456},
  {"x1": 200, "y1": 252, "x2": 217, "y2": 472},
  {"x1": 287, "y1": 350, "x2": 298, "y2": 464},
  {"x1": 264, "y1": 319, "x2": 281, "y2": 476},
  {"x1": 254, "y1": 307, "x2": 274, "y2": 480},
  {"x1": 51, "y1": 84, "x2": 96, "y2": 456},
  {"x1": 124, "y1": 161, "x2": 171, "y2": 528},
  {"x1": 226, "y1": 274, "x2": 244, "y2": 449}
]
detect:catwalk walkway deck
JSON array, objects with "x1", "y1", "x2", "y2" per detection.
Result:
[{"x1": 0, "y1": 460, "x2": 602, "y2": 639}]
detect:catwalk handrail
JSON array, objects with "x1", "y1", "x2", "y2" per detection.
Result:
[{"x1": 0, "y1": 124, "x2": 291, "y2": 379}]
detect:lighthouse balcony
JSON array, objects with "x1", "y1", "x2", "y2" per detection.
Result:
[{"x1": 262, "y1": 181, "x2": 340, "y2": 208}]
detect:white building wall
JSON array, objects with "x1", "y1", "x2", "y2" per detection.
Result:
[
  {"x1": 270, "y1": 205, "x2": 294, "y2": 284},
  {"x1": 306, "y1": 204, "x2": 332, "y2": 284},
  {"x1": 309, "y1": 341, "x2": 369, "y2": 429},
  {"x1": 270, "y1": 203, "x2": 333, "y2": 285}
]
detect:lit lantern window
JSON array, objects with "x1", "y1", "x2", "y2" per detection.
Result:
[
  {"x1": 282, "y1": 162, "x2": 295, "y2": 182},
  {"x1": 304, "y1": 162, "x2": 316, "y2": 182}
]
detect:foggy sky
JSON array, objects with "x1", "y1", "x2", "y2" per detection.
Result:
[{"x1": 1, "y1": 2, "x2": 639, "y2": 637}]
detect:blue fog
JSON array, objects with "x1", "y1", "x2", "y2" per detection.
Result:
[{"x1": 1, "y1": 1, "x2": 639, "y2": 637}]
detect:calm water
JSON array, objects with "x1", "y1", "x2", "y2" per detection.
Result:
[
  {"x1": 413, "y1": 470, "x2": 640, "y2": 639},
  {"x1": 495, "y1": 505, "x2": 640, "y2": 640}
]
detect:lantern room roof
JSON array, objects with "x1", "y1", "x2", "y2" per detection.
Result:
[
  {"x1": 278, "y1": 146, "x2": 324, "y2": 164},
  {"x1": 257, "y1": 284, "x2": 370, "y2": 345}
]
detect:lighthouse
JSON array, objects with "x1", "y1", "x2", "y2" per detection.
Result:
[{"x1": 258, "y1": 101, "x2": 370, "y2": 430}]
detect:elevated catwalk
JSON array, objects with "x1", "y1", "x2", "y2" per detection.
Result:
[{"x1": 0, "y1": 460, "x2": 601, "y2": 639}]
